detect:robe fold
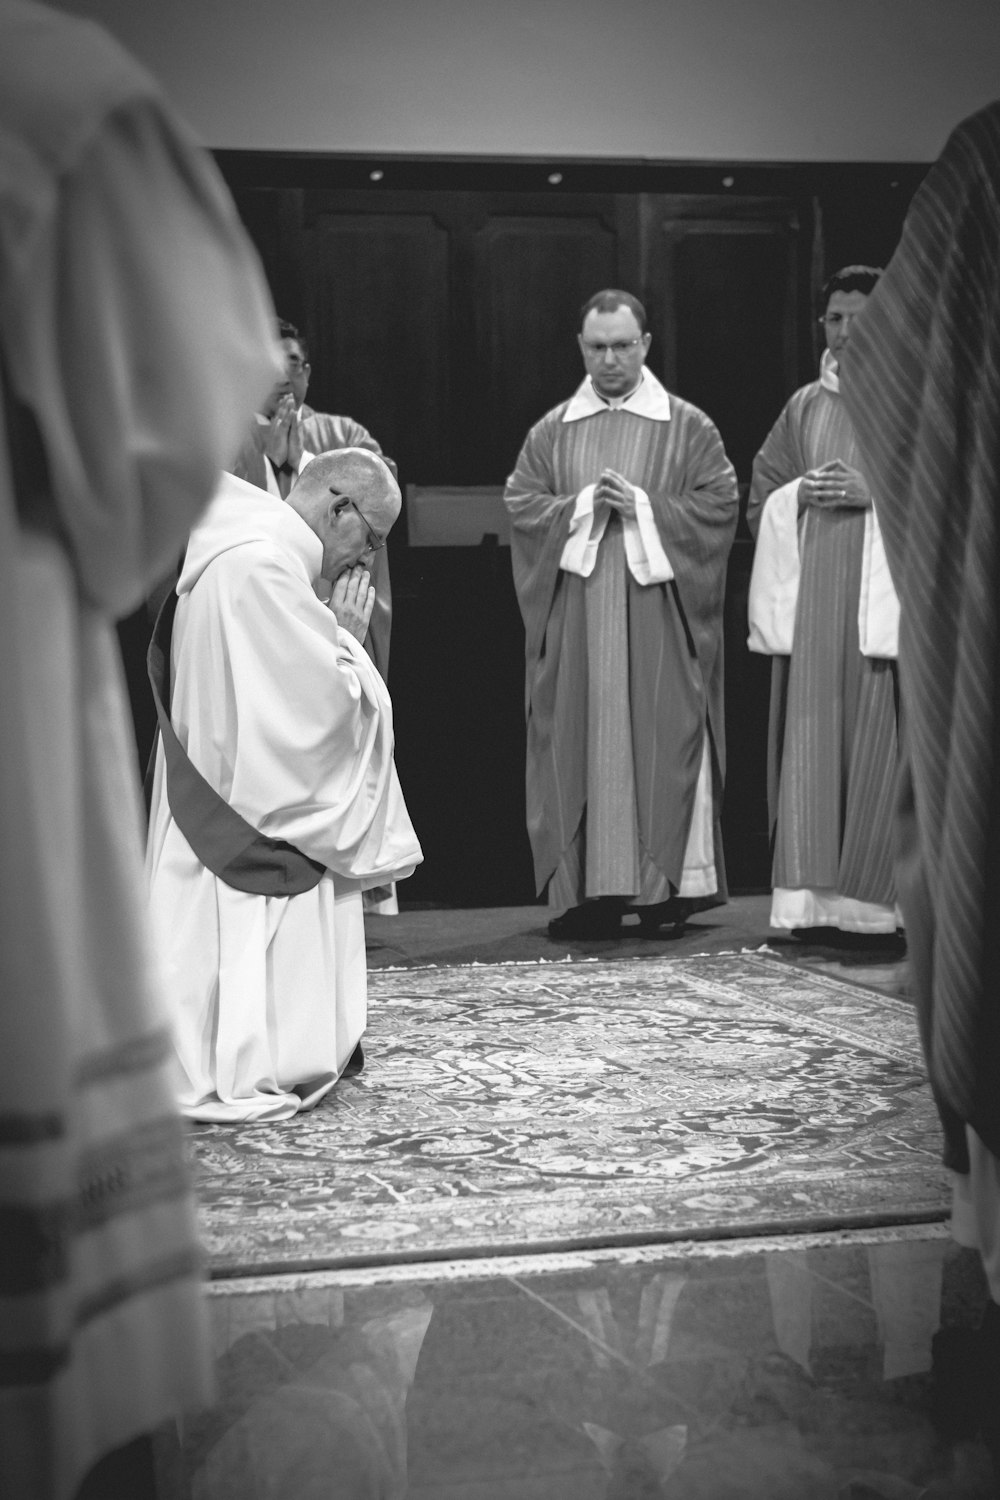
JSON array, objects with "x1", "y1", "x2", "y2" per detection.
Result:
[
  {"x1": 841, "y1": 102, "x2": 1000, "y2": 1192},
  {"x1": 146, "y1": 476, "x2": 421, "y2": 1124},
  {"x1": 747, "y1": 355, "x2": 900, "y2": 933},
  {"x1": 504, "y1": 376, "x2": 738, "y2": 905},
  {"x1": 0, "y1": 4, "x2": 281, "y2": 1494}
]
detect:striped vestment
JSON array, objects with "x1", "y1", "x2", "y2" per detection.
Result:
[
  {"x1": 842, "y1": 101, "x2": 1000, "y2": 1169},
  {"x1": 505, "y1": 395, "x2": 739, "y2": 907},
  {"x1": 748, "y1": 373, "x2": 899, "y2": 930}
]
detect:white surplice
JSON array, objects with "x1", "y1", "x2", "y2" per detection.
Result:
[
  {"x1": 146, "y1": 476, "x2": 422, "y2": 1123},
  {"x1": 0, "y1": 4, "x2": 282, "y2": 1494}
]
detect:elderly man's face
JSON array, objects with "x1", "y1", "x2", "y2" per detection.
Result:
[
  {"x1": 319, "y1": 484, "x2": 398, "y2": 581},
  {"x1": 578, "y1": 305, "x2": 650, "y2": 399},
  {"x1": 822, "y1": 290, "x2": 869, "y2": 366}
]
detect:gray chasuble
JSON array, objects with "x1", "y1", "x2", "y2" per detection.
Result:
[
  {"x1": 147, "y1": 591, "x2": 325, "y2": 895},
  {"x1": 505, "y1": 376, "x2": 739, "y2": 906}
]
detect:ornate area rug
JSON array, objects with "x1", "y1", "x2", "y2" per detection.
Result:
[{"x1": 190, "y1": 953, "x2": 949, "y2": 1277}]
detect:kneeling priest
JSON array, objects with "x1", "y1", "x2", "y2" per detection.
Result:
[{"x1": 146, "y1": 449, "x2": 421, "y2": 1122}]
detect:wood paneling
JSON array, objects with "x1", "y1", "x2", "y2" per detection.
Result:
[
  {"x1": 473, "y1": 210, "x2": 619, "y2": 477},
  {"x1": 303, "y1": 208, "x2": 451, "y2": 481},
  {"x1": 640, "y1": 196, "x2": 807, "y2": 484}
]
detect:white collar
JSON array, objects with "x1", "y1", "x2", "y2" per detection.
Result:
[
  {"x1": 820, "y1": 347, "x2": 840, "y2": 394},
  {"x1": 562, "y1": 368, "x2": 672, "y2": 424}
]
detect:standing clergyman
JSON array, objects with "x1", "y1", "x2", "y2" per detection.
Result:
[
  {"x1": 747, "y1": 266, "x2": 901, "y2": 938},
  {"x1": 504, "y1": 290, "x2": 739, "y2": 940}
]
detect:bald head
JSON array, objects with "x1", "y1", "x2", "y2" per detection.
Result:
[{"x1": 287, "y1": 447, "x2": 401, "y2": 579}]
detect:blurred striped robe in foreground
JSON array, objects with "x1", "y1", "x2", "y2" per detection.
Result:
[
  {"x1": 747, "y1": 354, "x2": 900, "y2": 933},
  {"x1": 842, "y1": 103, "x2": 1000, "y2": 1191},
  {"x1": 504, "y1": 377, "x2": 739, "y2": 910}
]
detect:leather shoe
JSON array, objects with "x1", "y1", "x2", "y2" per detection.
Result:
[
  {"x1": 636, "y1": 897, "x2": 692, "y2": 936},
  {"x1": 548, "y1": 901, "x2": 622, "y2": 940}
]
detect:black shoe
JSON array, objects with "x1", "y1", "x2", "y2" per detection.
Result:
[
  {"x1": 636, "y1": 897, "x2": 692, "y2": 936},
  {"x1": 548, "y1": 901, "x2": 622, "y2": 940},
  {"x1": 343, "y1": 1041, "x2": 365, "y2": 1076}
]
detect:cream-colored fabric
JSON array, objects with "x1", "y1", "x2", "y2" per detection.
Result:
[
  {"x1": 561, "y1": 368, "x2": 672, "y2": 424},
  {"x1": 0, "y1": 5, "x2": 281, "y2": 1494},
  {"x1": 560, "y1": 372, "x2": 676, "y2": 582},
  {"x1": 146, "y1": 478, "x2": 422, "y2": 1122},
  {"x1": 747, "y1": 479, "x2": 802, "y2": 654},
  {"x1": 769, "y1": 886, "x2": 901, "y2": 933},
  {"x1": 858, "y1": 505, "x2": 901, "y2": 658},
  {"x1": 748, "y1": 483, "x2": 899, "y2": 658},
  {"x1": 559, "y1": 482, "x2": 675, "y2": 583}
]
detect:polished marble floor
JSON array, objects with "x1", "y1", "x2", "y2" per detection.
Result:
[{"x1": 161, "y1": 901, "x2": 998, "y2": 1499}]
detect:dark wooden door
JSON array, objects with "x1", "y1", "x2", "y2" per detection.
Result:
[{"x1": 638, "y1": 194, "x2": 812, "y2": 480}]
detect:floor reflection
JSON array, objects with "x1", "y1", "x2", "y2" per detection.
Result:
[{"x1": 160, "y1": 1229, "x2": 996, "y2": 1499}]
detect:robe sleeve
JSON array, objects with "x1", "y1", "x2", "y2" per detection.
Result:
[
  {"x1": 503, "y1": 406, "x2": 578, "y2": 669},
  {"x1": 182, "y1": 546, "x2": 422, "y2": 886},
  {"x1": 643, "y1": 405, "x2": 740, "y2": 669},
  {"x1": 231, "y1": 422, "x2": 272, "y2": 492},
  {"x1": 747, "y1": 395, "x2": 808, "y2": 539},
  {"x1": 299, "y1": 411, "x2": 386, "y2": 461},
  {"x1": 626, "y1": 487, "x2": 676, "y2": 584},
  {"x1": 1, "y1": 97, "x2": 281, "y2": 616}
]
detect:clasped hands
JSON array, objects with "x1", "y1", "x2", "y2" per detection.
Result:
[
  {"x1": 326, "y1": 564, "x2": 375, "y2": 644},
  {"x1": 593, "y1": 468, "x2": 638, "y2": 521},
  {"x1": 263, "y1": 392, "x2": 303, "y2": 470},
  {"x1": 797, "y1": 458, "x2": 870, "y2": 511}
]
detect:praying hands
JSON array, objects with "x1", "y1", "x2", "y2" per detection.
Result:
[
  {"x1": 798, "y1": 457, "x2": 870, "y2": 510},
  {"x1": 328, "y1": 563, "x2": 376, "y2": 643}
]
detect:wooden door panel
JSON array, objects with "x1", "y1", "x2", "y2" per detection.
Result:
[
  {"x1": 473, "y1": 213, "x2": 619, "y2": 479},
  {"x1": 303, "y1": 210, "x2": 452, "y2": 480},
  {"x1": 640, "y1": 198, "x2": 802, "y2": 484}
]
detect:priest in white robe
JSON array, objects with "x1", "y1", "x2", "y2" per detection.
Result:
[
  {"x1": 146, "y1": 450, "x2": 421, "y2": 1123},
  {"x1": 0, "y1": 4, "x2": 283, "y2": 1495}
]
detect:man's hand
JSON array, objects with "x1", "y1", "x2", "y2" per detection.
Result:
[
  {"x1": 263, "y1": 393, "x2": 303, "y2": 469},
  {"x1": 328, "y1": 564, "x2": 375, "y2": 644},
  {"x1": 595, "y1": 468, "x2": 638, "y2": 520},
  {"x1": 798, "y1": 458, "x2": 871, "y2": 510}
]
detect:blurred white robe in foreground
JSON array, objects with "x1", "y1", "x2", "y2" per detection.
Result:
[
  {"x1": 146, "y1": 476, "x2": 422, "y2": 1123},
  {"x1": 0, "y1": 3, "x2": 282, "y2": 1494}
]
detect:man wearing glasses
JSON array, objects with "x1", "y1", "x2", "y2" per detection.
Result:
[
  {"x1": 233, "y1": 320, "x2": 396, "y2": 682},
  {"x1": 747, "y1": 266, "x2": 901, "y2": 941},
  {"x1": 505, "y1": 289, "x2": 739, "y2": 940},
  {"x1": 146, "y1": 448, "x2": 421, "y2": 1121}
]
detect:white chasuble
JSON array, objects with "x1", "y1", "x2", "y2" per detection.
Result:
[{"x1": 146, "y1": 478, "x2": 421, "y2": 1122}]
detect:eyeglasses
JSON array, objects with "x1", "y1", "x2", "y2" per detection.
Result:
[
  {"x1": 333, "y1": 493, "x2": 386, "y2": 551},
  {"x1": 819, "y1": 313, "x2": 861, "y2": 328},
  {"x1": 581, "y1": 338, "x2": 645, "y2": 358}
]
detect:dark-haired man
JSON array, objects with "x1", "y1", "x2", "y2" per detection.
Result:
[
  {"x1": 234, "y1": 321, "x2": 389, "y2": 496},
  {"x1": 747, "y1": 266, "x2": 901, "y2": 938},
  {"x1": 504, "y1": 289, "x2": 739, "y2": 939}
]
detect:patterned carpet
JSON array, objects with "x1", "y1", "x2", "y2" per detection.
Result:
[{"x1": 190, "y1": 952, "x2": 949, "y2": 1277}]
